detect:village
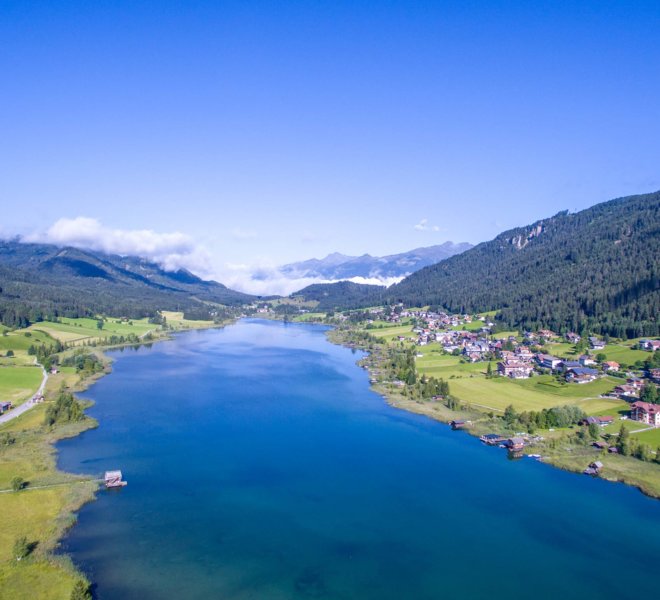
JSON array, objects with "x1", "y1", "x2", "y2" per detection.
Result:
[{"x1": 350, "y1": 305, "x2": 660, "y2": 429}]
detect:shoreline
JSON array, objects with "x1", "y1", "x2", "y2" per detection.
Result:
[
  {"x1": 324, "y1": 324, "x2": 660, "y2": 501},
  {"x1": 0, "y1": 318, "x2": 233, "y2": 597}
]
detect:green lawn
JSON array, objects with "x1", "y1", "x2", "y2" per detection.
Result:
[
  {"x1": 0, "y1": 330, "x2": 55, "y2": 352},
  {"x1": 27, "y1": 317, "x2": 154, "y2": 344},
  {"x1": 597, "y1": 343, "x2": 649, "y2": 367},
  {"x1": 0, "y1": 366, "x2": 42, "y2": 406},
  {"x1": 367, "y1": 324, "x2": 417, "y2": 342},
  {"x1": 632, "y1": 427, "x2": 660, "y2": 447}
]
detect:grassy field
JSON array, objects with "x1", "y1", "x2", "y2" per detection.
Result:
[
  {"x1": 368, "y1": 325, "x2": 418, "y2": 342},
  {"x1": 0, "y1": 399, "x2": 97, "y2": 599},
  {"x1": 415, "y1": 348, "x2": 620, "y2": 414},
  {"x1": 598, "y1": 343, "x2": 649, "y2": 366},
  {"x1": 632, "y1": 427, "x2": 660, "y2": 447},
  {"x1": 0, "y1": 366, "x2": 42, "y2": 406},
  {"x1": 160, "y1": 311, "x2": 216, "y2": 330},
  {"x1": 27, "y1": 317, "x2": 154, "y2": 345}
]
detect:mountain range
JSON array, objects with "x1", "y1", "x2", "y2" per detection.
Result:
[
  {"x1": 293, "y1": 191, "x2": 660, "y2": 338},
  {"x1": 0, "y1": 241, "x2": 254, "y2": 327},
  {"x1": 278, "y1": 242, "x2": 472, "y2": 281}
]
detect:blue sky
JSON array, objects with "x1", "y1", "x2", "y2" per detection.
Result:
[{"x1": 1, "y1": 1, "x2": 659, "y2": 292}]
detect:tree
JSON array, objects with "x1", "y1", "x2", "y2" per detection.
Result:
[
  {"x1": 13, "y1": 536, "x2": 30, "y2": 560},
  {"x1": 11, "y1": 476, "x2": 25, "y2": 492},
  {"x1": 6, "y1": 349, "x2": 14, "y2": 357},
  {"x1": 96, "y1": 319, "x2": 104, "y2": 330},
  {"x1": 588, "y1": 422, "x2": 600, "y2": 440},
  {"x1": 639, "y1": 383, "x2": 658, "y2": 404},
  {"x1": 503, "y1": 404, "x2": 518, "y2": 426},
  {"x1": 617, "y1": 424, "x2": 631, "y2": 455},
  {"x1": 486, "y1": 362, "x2": 493, "y2": 379},
  {"x1": 70, "y1": 580, "x2": 92, "y2": 600},
  {"x1": 596, "y1": 353, "x2": 606, "y2": 362}
]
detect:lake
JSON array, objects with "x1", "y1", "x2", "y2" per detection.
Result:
[{"x1": 57, "y1": 319, "x2": 660, "y2": 599}]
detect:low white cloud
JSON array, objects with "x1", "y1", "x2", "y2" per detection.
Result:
[
  {"x1": 414, "y1": 218, "x2": 440, "y2": 232},
  {"x1": 24, "y1": 217, "x2": 213, "y2": 275},
  {"x1": 213, "y1": 262, "x2": 403, "y2": 296}
]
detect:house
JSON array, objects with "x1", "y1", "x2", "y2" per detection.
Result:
[
  {"x1": 497, "y1": 360, "x2": 533, "y2": 379},
  {"x1": 584, "y1": 461, "x2": 603, "y2": 475},
  {"x1": 602, "y1": 361, "x2": 620, "y2": 372},
  {"x1": 565, "y1": 367, "x2": 598, "y2": 384},
  {"x1": 639, "y1": 339, "x2": 660, "y2": 352},
  {"x1": 649, "y1": 368, "x2": 660, "y2": 383},
  {"x1": 589, "y1": 337, "x2": 606, "y2": 350},
  {"x1": 578, "y1": 355, "x2": 597, "y2": 367},
  {"x1": 560, "y1": 360, "x2": 582, "y2": 372},
  {"x1": 537, "y1": 354, "x2": 562, "y2": 370},
  {"x1": 505, "y1": 437, "x2": 525, "y2": 451},
  {"x1": 104, "y1": 470, "x2": 127, "y2": 488},
  {"x1": 614, "y1": 384, "x2": 639, "y2": 400},
  {"x1": 514, "y1": 347, "x2": 534, "y2": 362},
  {"x1": 566, "y1": 332, "x2": 581, "y2": 343},
  {"x1": 630, "y1": 401, "x2": 660, "y2": 426},
  {"x1": 592, "y1": 441, "x2": 608, "y2": 450}
]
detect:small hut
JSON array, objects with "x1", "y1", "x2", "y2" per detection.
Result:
[{"x1": 104, "y1": 470, "x2": 127, "y2": 488}]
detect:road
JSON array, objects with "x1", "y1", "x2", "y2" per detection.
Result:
[{"x1": 0, "y1": 361, "x2": 48, "y2": 426}]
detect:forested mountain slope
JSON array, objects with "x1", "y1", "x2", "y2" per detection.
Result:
[
  {"x1": 0, "y1": 241, "x2": 254, "y2": 326},
  {"x1": 388, "y1": 191, "x2": 660, "y2": 338}
]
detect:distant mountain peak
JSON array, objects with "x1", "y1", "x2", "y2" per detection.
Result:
[{"x1": 281, "y1": 242, "x2": 472, "y2": 282}]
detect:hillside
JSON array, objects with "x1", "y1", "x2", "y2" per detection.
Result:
[
  {"x1": 389, "y1": 191, "x2": 660, "y2": 338},
  {"x1": 292, "y1": 281, "x2": 385, "y2": 311},
  {"x1": 280, "y1": 242, "x2": 472, "y2": 281},
  {"x1": 0, "y1": 241, "x2": 254, "y2": 326}
]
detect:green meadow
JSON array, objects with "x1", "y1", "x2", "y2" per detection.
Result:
[{"x1": 0, "y1": 366, "x2": 43, "y2": 406}]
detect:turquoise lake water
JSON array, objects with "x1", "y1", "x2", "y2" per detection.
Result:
[{"x1": 57, "y1": 319, "x2": 660, "y2": 599}]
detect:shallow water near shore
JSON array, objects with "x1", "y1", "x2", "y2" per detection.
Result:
[{"x1": 58, "y1": 319, "x2": 660, "y2": 599}]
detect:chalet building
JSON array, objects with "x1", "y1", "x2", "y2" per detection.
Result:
[
  {"x1": 589, "y1": 337, "x2": 606, "y2": 350},
  {"x1": 639, "y1": 339, "x2": 660, "y2": 352},
  {"x1": 630, "y1": 401, "x2": 660, "y2": 426},
  {"x1": 649, "y1": 368, "x2": 660, "y2": 383},
  {"x1": 537, "y1": 354, "x2": 562, "y2": 370},
  {"x1": 505, "y1": 437, "x2": 525, "y2": 451},
  {"x1": 578, "y1": 355, "x2": 597, "y2": 366},
  {"x1": 497, "y1": 360, "x2": 533, "y2": 379},
  {"x1": 560, "y1": 360, "x2": 581, "y2": 372},
  {"x1": 602, "y1": 361, "x2": 620, "y2": 372},
  {"x1": 614, "y1": 384, "x2": 639, "y2": 400},
  {"x1": 515, "y1": 347, "x2": 534, "y2": 361},
  {"x1": 565, "y1": 367, "x2": 598, "y2": 384},
  {"x1": 566, "y1": 332, "x2": 581, "y2": 343}
]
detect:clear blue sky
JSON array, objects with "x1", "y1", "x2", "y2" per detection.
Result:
[{"x1": 1, "y1": 0, "x2": 659, "y2": 283}]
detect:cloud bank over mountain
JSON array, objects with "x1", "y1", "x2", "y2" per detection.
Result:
[{"x1": 19, "y1": 217, "x2": 472, "y2": 296}]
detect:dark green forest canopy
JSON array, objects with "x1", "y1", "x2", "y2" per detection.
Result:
[
  {"x1": 293, "y1": 192, "x2": 659, "y2": 338},
  {"x1": 388, "y1": 191, "x2": 659, "y2": 338},
  {"x1": 0, "y1": 242, "x2": 255, "y2": 326}
]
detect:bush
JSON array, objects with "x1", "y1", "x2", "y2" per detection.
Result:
[
  {"x1": 13, "y1": 536, "x2": 31, "y2": 560},
  {"x1": 11, "y1": 476, "x2": 25, "y2": 492},
  {"x1": 70, "y1": 580, "x2": 92, "y2": 600}
]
